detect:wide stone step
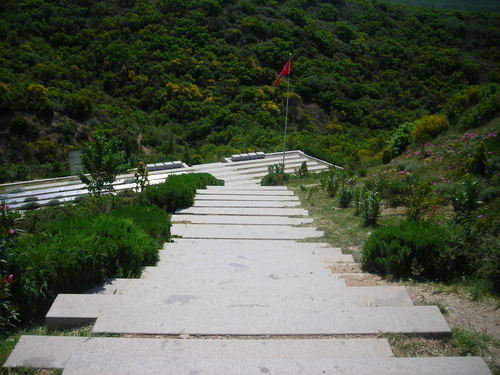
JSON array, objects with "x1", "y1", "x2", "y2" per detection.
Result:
[
  {"x1": 65, "y1": 356, "x2": 493, "y2": 375},
  {"x1": 88, "y1": 280, "x2": 414, "y2": 308},
  {"x1": 176, "y1": 207, "x2": 309, "y2": 216},
  {"x1": 192, "y1": 200, "x2": 301, "y2": 208},
  {"x1": 197, "y1": 188, "x2": 294, "y2": 195},
  {"x1": 162, "y1": 239, "x2": 351, "y2": 261},
  {"x1": 90, "y1": 304, "x2": 450, "y2": 335},
  {"x1": 195, "y1": 194, "x2": 299, "y2": 201},
  {"x1": 4, "y1": 336, "x2": 394, "y2": 370},
  {"x1": 171, "y1": 223, "x2": 323, "y2": 239},
  {"x1": 171, "y1": 214, "x2": 313, "y2": 225},
  {"x1": 159, "y1": 240, "x2": 350, "y2": 264},
  {"x1": 205, "y1": 185, "x2": 290, "y2": 191}
]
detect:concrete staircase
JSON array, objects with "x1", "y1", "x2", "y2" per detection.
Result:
[{"x1": 3, "y1": 153, "x2": 492, "y2": 374}]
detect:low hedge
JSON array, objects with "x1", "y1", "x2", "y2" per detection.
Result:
[
  {"x1": 361, "y1": 220, "x2": 466, "y2": 280},
  {"x1": 138, "y1": 173, "x2": 224, "y2": 212},
  {"x1": 111, "y1": 205, "x2": 171, "y2": 243},
  {"x1": 261, "y1": 172, "x2": 290, "y2": 186},
  {"x1": 10, "y1": 214, "x2": 159, "y2": 320}
]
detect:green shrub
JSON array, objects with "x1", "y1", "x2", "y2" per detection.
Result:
[
  {"x1": 19, "y1": 204, "x2": 80, "y2": 234},
  {"x1": 111, "y1": 205, "x2": 170, "y2": 243},
  {"x1": 360, "y1": 189, "x2": 382, "y2": 227},
  {"x1": 406, "y1": 179, "x2": 435, "y2": 220},
  {"x1": 385, "y1": 180, "x2": 407, "y2": 208},
  {"x1": 297, "y1": 161, "x2": 309, "y2": 177},
  {"x1": 261, "y1": 172, "x2": 290, "y2": 186},
  {"x1": 362, "y1": 221, "x2": 459, "y2": 280},
  {"x1": 1, "y1": 203, "x2": 20, "y2": 334},
  {"x1": 19, "y1": 202, "x2": 40, "y2": 210},
  {"x1": 46, "y1": 199, "x2": 61, "y2": 207},
  {"x1": 447, "y1": 177, "x2": 482, "y2": 228},
  {"x1": 327, "y1": 168, "x2": 344, "y2": 198},
  {"x1": 138, "y1": 173, "x2": 223, "y2": 212},
  {"x1": 338, "y1": 176, "x2": 357, "y2": 208},
  {"x1": 10, "y1": 214, "x2": 159, "y2": 320},
  {"x1": 457, "y1": 91, "x2": 500, "y2": 130},
  {"x1": 412, "y1": 114, "x2": 450, "y2": 147},
  {"x1": 465, "y1": 140, "x2": 489, "y2": 176},
  {"x1": 386, "y1": 121, "x2": 416, "y2": 159},
  {"x1": 303, "y1": 147, "x2": 341, "y2": 165},
  {"x1": 23, "y1": 196, "x2": 38, "y2": 202}
]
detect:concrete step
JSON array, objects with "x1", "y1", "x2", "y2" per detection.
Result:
[
  {"x1": 161, "y1": 239, "x2": 347, "y2": 260},
  {"x1": 90, "y1": 304, "x2": 450, "y2": 335},
  {"x1": 171, "y1": 214, "x2": 313, "y2": 225},
  {"x1": 196, "y1": 188, "x2": 294, "y2": 195},
  {"x1": 192, "y1": 200, "x2": 301, "y2": 208},
  {"x1": 87, "y1": 279, "x2": 414, "y2": 308},
  {"x1": 195, "y1": 194, "x2": 299, "y2": 201},
  {"x1": 4, "y1": 336, "x2": 394, "y2": 370},
  {"x1": 65, "y1": 356, "x2": 493, "y2": 375},
  {"x1": 171, "y1": 223, "x2": 323, "y2": 240},
  {"x1": 176, "y1": 207, "x2": 309, "y2": 216},
  {"x1": 205, "y1": 185, "x2": 290, "y2": 191}
]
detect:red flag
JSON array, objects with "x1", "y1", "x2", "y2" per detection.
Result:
[{"x1": 273, "y1": 59, "x2": 291, "y2": 86}]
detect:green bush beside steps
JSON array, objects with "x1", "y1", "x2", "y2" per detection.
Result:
[{"x1": 5, "y1": 173, "x2": 223, "y2": 324}]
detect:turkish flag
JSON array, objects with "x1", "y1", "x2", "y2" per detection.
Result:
[{"x1": 273, "y1": 59, "x2": 291, "y2": 86}]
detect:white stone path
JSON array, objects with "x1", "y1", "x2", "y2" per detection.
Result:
[{"x1": 3, "y1": 153, "x2": 492, "y2": 374}]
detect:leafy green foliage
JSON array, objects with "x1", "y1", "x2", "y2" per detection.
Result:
[
  {"x1": 79, "y1": 136, "x2": 128, "y2": 196},
  {"x1": 338, "y1": 176, "x2": 357, "y2": 208},
  {"x1": 327, "y1": 168, "x2": 344, "y2": 198},
  {"x1": 465, "y1": 140, "x2": 489, "y2": 176},
  {"x1": 447, "y1": 177, "x2": 482, "y2": 227},
  {"x1": 261, "y1": 172, "x2": 290, "y2": 186},
  {"x1": 138, "y1": 173, "x2": 224, "y2": 211},
  {"x1": 0, "y1": 204, "x2": 20, "y2": 334},
  {"x1": 412, "y1": 115, "x2": 451, "y2": 148},
  {"x1": 297, "y1": 161, "x2": 309, "y2": 177},
  {"x1": 406, "y1": 179, "x2": 435, "y2": 221},
  {"x1": 385, "y1": 122, "x2": 416, "y2": 160},
  {"x1": 110, "y1": 205, "x2": 171, "y2": 243},
  {"x1": 362, "y1": 221, "x2": 460, "y2": 280},
  {"x1": 10, "y1": 214, "x2": 158, "y2": 321},
  {"x1": 359, "y1": 189, "x2": 382, "y2": 227},
  {"x1": 382, "y1": 0, "x2": 500, "y2": 13},
  {"x1": 0, "y1": 0, "x2": 498, "y2": 179},
  {"x1": 134, "y1": 161, "x2": 149, "y2": 192}
]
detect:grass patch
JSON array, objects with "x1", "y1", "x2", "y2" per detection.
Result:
[
  {"x1": 387, "y1": 327, "x2": 499, "y2": 359},
  {"x1": 288, "y1": 174, "x2": 404, "y2": 259}
]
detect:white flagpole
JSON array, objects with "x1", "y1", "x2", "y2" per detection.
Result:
[{"x1": 282, "y1": 52, "x2": 292, "y2": 169}]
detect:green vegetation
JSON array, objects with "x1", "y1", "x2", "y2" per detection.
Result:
[
  {"x1": 138, "y1": 173, "x2": 224, "y2": 211},
  {"x1": 0, "y1": 0, "x2": 499, "y2": 182},
  {"x1": 78, "y1": 135, "x2": 128, "y2": 196},
  {"x1": 11, "y1": 214, "x2": 158, "y2": 320},
  {"x1": 0, "y1": 173, "x2": 222, "y2": 330},
  {"x1": 382, "y1": 0, "x2": 500, "y2": 13}
]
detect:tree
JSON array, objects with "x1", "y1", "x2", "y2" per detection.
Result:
[{"x1": 79, "y1": 135, "x2": 128, "y2": 196}]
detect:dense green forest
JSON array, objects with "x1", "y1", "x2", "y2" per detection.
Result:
[
  {"x1": 384, "y1": 0, "x2": 500, "y2": 13},
  {"x1": 382, "y1": 0, "x2": 500, "y2": 13},
  {"x1": 0, "y1": 0, "x2": 499, "y2": 182}
]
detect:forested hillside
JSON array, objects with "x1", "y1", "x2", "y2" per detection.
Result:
[
  {"x1": 0, "y1": 0, "x2": 499, "y2": 182},
  {"x1": 382, "y1": 0, "x2": 500, "y2": 13}
]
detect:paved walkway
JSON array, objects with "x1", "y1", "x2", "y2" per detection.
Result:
[{"x1": 4, "y1": 154, "x2": 492, "y2": 374}]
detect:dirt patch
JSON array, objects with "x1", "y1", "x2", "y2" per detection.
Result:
[
  {"x1": 409, "y1": 285, "x2": 500, "y2": 341},
  {"x1": 336, "y1": 273, "x2": 392, "y2": 287},
  {"x1": 330, "y1": 263, "x2": 362, "y2": 273},
  {"x1": 329, "y1": 260, "x2": 500, "y2": 341}
]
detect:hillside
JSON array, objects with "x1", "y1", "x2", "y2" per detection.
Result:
[
  {"x1": 0, "y1": 0, "x2": 499, "y2": 182},
  {"x1": 381, "y1": 0, "x2": 500, "y2": 13}
]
